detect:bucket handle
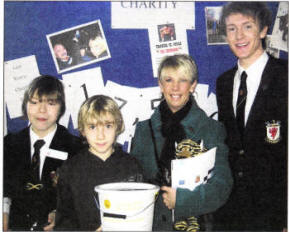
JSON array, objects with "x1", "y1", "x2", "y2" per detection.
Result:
[{"x1": 93, "y1": 191, "x2": 159, "y2": 219}]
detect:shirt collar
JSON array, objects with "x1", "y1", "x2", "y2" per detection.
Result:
[
  {"x1": 30, "y1": 124, "x2": 58, "y2": 149},
  {"x1": 237, "y1": 52, "x2": 268, "y2": 82}
]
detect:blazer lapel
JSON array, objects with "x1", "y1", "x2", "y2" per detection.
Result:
[
  {"x1": 224, "y1": 68, "x2": 244, "y2": 142},
  {"x1": 41, "y1": 126, "x2": 66, "y2": 181},
  {"x1": 225, "y1": 71, "x2": 236, "y2": 120},
  {"x1": 150, "y1": 110, "x2": 165, "y2": 159},
  {"x1": 22, "y1": 128, "x2": 32, "y2": 169}
]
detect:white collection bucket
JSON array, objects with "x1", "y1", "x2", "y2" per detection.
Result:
[{"x1": 94, "y1": 182, "x2": 160, "y2": 231}]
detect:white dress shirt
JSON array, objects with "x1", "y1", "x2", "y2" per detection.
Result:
[
  {"x1": 30, "y1": 125, "x2": 57, "y2": 179},
  {"x1": 232, "y1": 52, "x2": 269, "y2": 126}
]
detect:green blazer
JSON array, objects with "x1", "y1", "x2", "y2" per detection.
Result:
[{"x1": 131, "y1": 99, "x2": 233, "y2": 231}]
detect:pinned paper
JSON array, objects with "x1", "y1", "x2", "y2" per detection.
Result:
[
  {"x1": 111, "y1": 2, "x2": 195, "y2": 29},
  {"x1": 194, "y1": 84, "x2": 218, "y2": 119},
  {"x1": 148, "y1": 23, "x2": 190, "y2": 77},
  {"x1": 105, "y1": 81, "x2": 139, "y2": 145},
  {"x1": 4, "y1": 55, "x2": 40, "y2": 118},
  {"x1": 60, "y1": 67, "x2": 106, "y2": 128}
]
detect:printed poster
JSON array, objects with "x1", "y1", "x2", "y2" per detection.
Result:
[{"x1": 149, "y1": 23, "x2": 190, "y2": 77}]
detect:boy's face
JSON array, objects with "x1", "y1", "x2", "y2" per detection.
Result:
[
  {"x1": 82, "y1": 113, "x2": 117, "y2": 160},
  {"x1": 27, "y1": 92, "x2": 61, "y2": 138},
  {"x1": 225, "y1": 13, "x2": 267, "y2": 67}
]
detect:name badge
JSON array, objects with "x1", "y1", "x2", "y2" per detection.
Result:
[{"x1": 45, "y1": 148, "x2": 68, "y2": 160}]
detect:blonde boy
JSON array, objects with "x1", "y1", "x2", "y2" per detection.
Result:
[{"x1": 55, "y1": 95, "x2": 143, "y2": 231}]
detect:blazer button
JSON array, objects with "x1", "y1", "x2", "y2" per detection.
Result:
[
  {"x1": 239, "y1": 150, "x2": 245, "y2": 155},
  {"x1": 238, "y1": 171, "x2": 243, "y2": 177},
  {"x1": 162, "y1": 215, "x2": 167, "y2": 222}
]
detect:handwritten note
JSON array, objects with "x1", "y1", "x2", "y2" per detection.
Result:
[{"x1": 4, "y1": 55, "x2": 40, "y2": 118}]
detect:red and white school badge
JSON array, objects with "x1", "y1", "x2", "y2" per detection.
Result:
[{"x1": 265, "y1": 120, "x2": 281, "y2": 143}]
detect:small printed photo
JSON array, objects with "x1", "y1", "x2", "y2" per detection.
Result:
[
  {"x1": 271, "y1": 2, "x2": 288, "y2": 52},
  {"x1": 47, "y1": 20, "x2": 110, "y2": 73},
  {"x1": 205, "y1": 6, "x2": 226, "y2": 45},
  {"x1": 265, "y1": 35, "x2": 280, "y2": 59},
  {"x1": 157, "y1": 23, "x2": 176, "y2": 42}
]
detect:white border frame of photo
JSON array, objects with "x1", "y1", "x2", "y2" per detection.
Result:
[
  {"x1": 46, "y1": 19, "x2": 111, "y2": 74},
  {"x1": 205, "y1": 6, "x2": 227, "y2": 45}
]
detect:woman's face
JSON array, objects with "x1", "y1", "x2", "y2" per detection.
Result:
[{"x1": 159, "y1": 67, "x2": 197, "y2": 113}]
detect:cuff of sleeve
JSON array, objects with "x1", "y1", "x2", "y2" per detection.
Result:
[{"x1": 3, "y1": 198, "x2": 11, "y2": 214}]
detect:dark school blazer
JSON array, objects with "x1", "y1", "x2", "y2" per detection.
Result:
[
  {"x1": 4, "y1": 124, "x2": 85, "y2": 230},
  {"x1": 215, "y1": 55, "x2": 288, "y2": 230}
]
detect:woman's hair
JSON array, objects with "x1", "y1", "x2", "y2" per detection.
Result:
[
  {"x1": 220, "y1": 2, "x2": 272, "y2": 35},
  {"x1": 22, "y1": 75, "x2": 65, "y2": 120},
  {"x1": 78, "y1": 95, "x2": 124, "y2": 136},
  {"x1": 157, "y1": 54, "x2": 198, "y2": 83}
]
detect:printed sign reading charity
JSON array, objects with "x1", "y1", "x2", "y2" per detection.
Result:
[{"x1": 111, "y1": 2, "x2": 195, "y2": 29}]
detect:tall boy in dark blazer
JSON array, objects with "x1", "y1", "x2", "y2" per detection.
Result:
[
  {"x1": 3, "y1": 75, "x2": 84, "y2": 231},
  {"x1": 214, "y1": 2, "x2": 288, "y2": 231}
]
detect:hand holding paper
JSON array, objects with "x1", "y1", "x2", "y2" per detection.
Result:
[{"x1": 171, "y1": 139, "x2": 216, "y2": 191}]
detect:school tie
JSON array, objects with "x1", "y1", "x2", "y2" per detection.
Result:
[
  {"x1": 31, "y1": 140, "x2": 45, "y2": 181},
  {"x1": 236, "y1": 71, "x2": 248, "y2": 139}
]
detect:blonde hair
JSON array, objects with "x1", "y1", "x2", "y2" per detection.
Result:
[
  {"x1": 78, "y1": 95, "x2": 124, "y2": 136},
  {"x1": 158, "y1": 54, "x2": 198, "y2": 83}
]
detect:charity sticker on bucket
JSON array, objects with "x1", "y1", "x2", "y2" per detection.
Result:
[{"x1": 94, "y1": 182, "x2": 160, "y2": 231}]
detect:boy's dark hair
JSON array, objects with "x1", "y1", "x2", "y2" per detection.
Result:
[
  {"x1": 220, "y1": 2, "x2": 272, "y2": 35},
  {"x1": 22, "y1": 75, "x2": 66, "y2": 120}
]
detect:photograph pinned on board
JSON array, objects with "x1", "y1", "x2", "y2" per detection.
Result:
[
  {"x1": 265, "y1": 35, "x2": 280, "y2": 59},
  {"x1": 205, "y1": 6, "x2": 226, "y2": 45},
  {"x1": 271, "y1": 2, "x2": 288, "y2": 52},
  {"x1": 158, "y1": 23, "x2": 176, "y2": 42},
  {"x1": 47, "y1": 20, "x2": 111, "y2": 73}
]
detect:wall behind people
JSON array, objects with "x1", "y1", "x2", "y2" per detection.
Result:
[{"x1": 4, "y1": 1, "x2": 288, "y2": 151}]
